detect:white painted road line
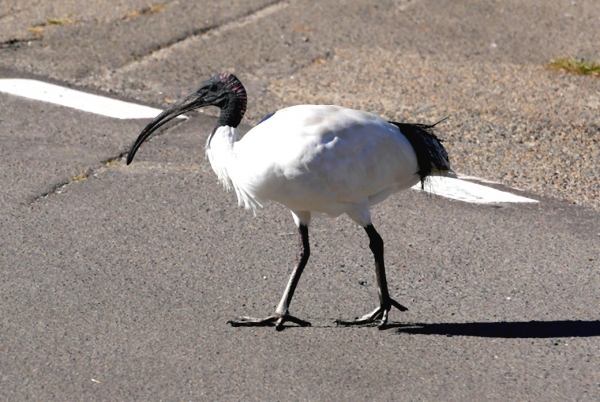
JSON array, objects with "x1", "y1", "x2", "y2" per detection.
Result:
[
  {"x1": 0, "y1": 79, "x2": 178, "y2": 120},
  {"x1": 0, "y1": 78, "x2": 538, "y2": 205},
  {"x1": 413, "y1": 176, "x2": 538, "y2": 204}
]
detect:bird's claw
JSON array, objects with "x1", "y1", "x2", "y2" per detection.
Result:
[
  {"x1": 228, "y1": 313, "x2": 311, "y2": 331},
  {"x1": 335, "y1": 298, "x2": 408, "y2": 329}
]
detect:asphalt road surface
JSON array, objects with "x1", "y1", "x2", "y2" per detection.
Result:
[{"x1": 1, "y1": 1, "x2": 599, "y2": 400}]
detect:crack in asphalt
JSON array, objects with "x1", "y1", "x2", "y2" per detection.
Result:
[
  {"x1": 113, "y1": 0, "x2": 288, "y2": 75},
  {"x1": 0, "y1": 36, "x2": 41, "y2": 49},
  {"x1": 27, "y1": 116, "x2": 189, "y2": 205},
  {"x1": 27, "y1": 162, "x2": 112, "y2": 205}
]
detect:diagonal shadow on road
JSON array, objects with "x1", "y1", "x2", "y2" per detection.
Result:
[{"x1": 388, "y1": 320, "x2": 600, "y2": 338}]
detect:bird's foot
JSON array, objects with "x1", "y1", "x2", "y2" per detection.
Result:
[
  {"x1": 335, "y1": 298, "x2": 408, "y2": 329},
  {"x1": 228, "y1": 312, "x2": 311, "y2": 331}
]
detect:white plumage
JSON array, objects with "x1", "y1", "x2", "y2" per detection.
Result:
[
  {"x1": 208, "y1": 105, "x2": 421, "y2": 226},
  {"x1": 127, "y1": 73, "x2": 453, "y2": 330}
]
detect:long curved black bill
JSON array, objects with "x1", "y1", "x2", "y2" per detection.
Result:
[{"x1": 126, "y1": 91, "x2": 208, "y2": 165}]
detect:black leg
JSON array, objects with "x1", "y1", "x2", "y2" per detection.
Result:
[
  {"x1": 228, "y1": 224, "x2": 312, "y2": 330},
  {"x1": 365, "y1": 224, "x2": 390, "y2": 308},
  {"x1": 276, "y1": 224, "x2": 310, "y2": 314},
  {"x1": 336, "y1": 224, "x2": 407, "y2": 328}
]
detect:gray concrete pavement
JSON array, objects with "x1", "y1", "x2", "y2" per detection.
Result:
[{"x1": 1, "y1": 0, "x2": 599, "y2": 400}]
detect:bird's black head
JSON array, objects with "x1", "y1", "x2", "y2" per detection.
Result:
[{"x1": 126, "y1": 73, "x2": 247, "y2": 165}]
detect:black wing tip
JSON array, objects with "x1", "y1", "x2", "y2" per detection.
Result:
[
  {"x1": 423, "y1": 116, "x2": 450, "y2": 129},
  {"x1": 389, "y1": 119, "x2": 452, "y2": 182},
  {"x1": 394, "y1": 117, "x2": 449, "y2": 135}
]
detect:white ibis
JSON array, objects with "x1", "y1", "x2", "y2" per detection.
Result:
[{"x1": 127, "y1": 73, "x2": 454, "y2": 330}]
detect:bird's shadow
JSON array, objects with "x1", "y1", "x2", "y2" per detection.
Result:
[{"x1": 385, "y1": 320, "x2": 600, "y2": 338}]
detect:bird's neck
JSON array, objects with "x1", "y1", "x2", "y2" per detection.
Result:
[
  {"x1": 205, "y1": 125, "x2": 240, "y2": 191},
  {"x1": 217, "y1": 97, "x2": 245, "y2": 128}
]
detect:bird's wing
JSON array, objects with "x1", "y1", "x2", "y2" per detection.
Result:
[{"x1": 232, "y1": 105, "x2": 420, "y2": 214}]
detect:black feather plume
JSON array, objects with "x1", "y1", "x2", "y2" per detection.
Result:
[{"x1": 389, "y1": 119, "x2": 451, "y2": 189}]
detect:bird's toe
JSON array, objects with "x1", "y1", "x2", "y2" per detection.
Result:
[
  {"x1": 228, "y1": 313, "x2": 310, "y2": 330},
  {"x1": 335, "y1": 306, "x2": 383, "y2": 326},
  {"x1": 336, "y1": 298, "x2": 408, "y2": 327}
]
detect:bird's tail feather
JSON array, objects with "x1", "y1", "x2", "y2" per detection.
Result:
[{"x1": 389, "y1": 119, "x2": 452, "y2": 189}]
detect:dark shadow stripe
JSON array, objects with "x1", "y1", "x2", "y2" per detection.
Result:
[{"x1": 389, "y1": 320, "x2": 600, "y2": 338}]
